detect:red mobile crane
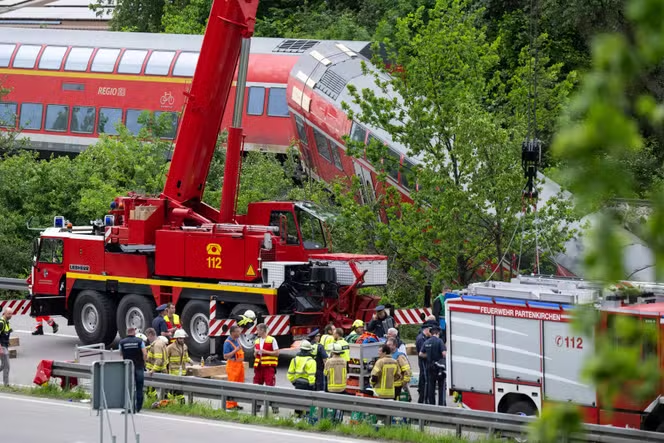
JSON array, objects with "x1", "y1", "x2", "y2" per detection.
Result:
[{"x1": 26, "y1": 0, "x2": 387, "y2": 355}]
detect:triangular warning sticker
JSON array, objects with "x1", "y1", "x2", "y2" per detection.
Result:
[{"x1": 246, "y1": 265, "x2": 256, "y2": 277}]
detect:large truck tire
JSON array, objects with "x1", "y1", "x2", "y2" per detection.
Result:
[
  {"x1": 73, "y1": 290, "x2": 118, "y2": 346},
  {"x1": 181, "y1": 299, "x2": 211, "y2": 358},
  {"x1": 116, "y1": 294, "x2": 155, "y2": 339}
]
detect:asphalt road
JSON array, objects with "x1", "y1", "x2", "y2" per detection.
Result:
[
  {"x1": 0, "y1": 393, "x2": 374, "y2": 443},
  {"x1": 7, "y1": 314, "x2": 424, "y2": 403}
]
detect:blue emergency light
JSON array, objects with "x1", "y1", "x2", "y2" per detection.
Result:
[
  {"x1": 54, "y1": 216, "x2": 65, "y2": 228},
  {"x1": 104, "y1": 215, "x2": 115, "y2": 226}
]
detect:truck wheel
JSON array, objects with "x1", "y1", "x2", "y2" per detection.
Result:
[
  {"x1": 73, "y1": 290, "x2": 117, "y2": 346},
  {"x1": 506, "y1": 400, "x2": 538, "y2": 416},
  {"x1": 181, "y1": 300, "x2": 211, "y2": 358},
  {"x1": 116, "y1": 294, "x2": 155, "y2": 338}
]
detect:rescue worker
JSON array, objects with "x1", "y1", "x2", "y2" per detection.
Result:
[
  {"x1": 146, "y1": 335, "x2": 168, "y2": 375},
  {"x1": 345, "y1": 319, "x2": 364, "y2": 343},
  {"x1": 308, "y1": 329, "x2": 328, "y2": 391},
  {"x1": 223, "y1": 325, "x2": 245, "y2": 411},
  {"x1": 420, "y1": 326, "x2": 446, "y2": 406},
  {"x1": 164, "y1": 303, "x2": 181, "y2": 342},
  {"x1": 287, "y1": 340, "x2": 316, "y2": 417},
  {"x1": 0, "y1": 308, "x2": 13, "y2": 386},
  {"x1": 320, "y1": 324, "x2": 336, "y2": 353},
  {"x1": 333, "y1": 328, "x2": 350, "y2": 362},
  {"x1": 367, "y1": 305, "x2": 395, "y2": 338},
  {"x1": 32, "y1": 315, "x2": 58, "y2": 335},
  {"x1": 253, "y1": 323, "x2": 279, "y2": 413},
  {"x1": 151, "y1": 304, "x2": 171, "y2": 339},
  {"x1": 324, "y1": 342, "x2": 347, "y2": 394},
  {"x1": 386, "y1": 328, "x2": 407, "y2": 354},
  {"x1": 166, "y1": 329, "x2": 192, "y2": 403},
  {"x1": 370, "y1": 344, "x2": 401, "y2": 399},
  {"x1": 387, "y1": 337, "x2": 411, "y2": 401},
  {"x1": 324, "y1": 342, "x2": 348, "y2": 423},
  {"x1": 118, "y1": 326, "x2": 147, "y2": 413},
  {"x1": 237, "y1": 309, "x2": 256, "y2": 327},
  {"x1": 415, "y1": 318, "x2": 435, "y2": 403}
]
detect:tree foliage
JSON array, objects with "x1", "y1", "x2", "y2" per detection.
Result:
[{"x1": 336, "y1": 0, "x2": 576, "y2": 299}]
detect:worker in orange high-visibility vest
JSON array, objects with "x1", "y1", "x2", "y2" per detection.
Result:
[
  {"x1": 253, "y1": 322, "x2": 279, "y2": 413},
  {"x1": 164, "y1": 303, "x2": 181, "y2": 342},
  {"x1": 223, "y1": 325, "x2": 245, "y2": 410}
]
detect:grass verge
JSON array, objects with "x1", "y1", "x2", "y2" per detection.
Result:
[
  {"x1": 1, "y1": 385, "x2": 502, "y2": 443},
  {"x1": 0, "y1": 383, "x2": 89, "y2": 401}
]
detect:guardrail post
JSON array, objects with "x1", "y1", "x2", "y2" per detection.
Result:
[
  {"x1": 263, "y1": 399, "x2": 269, "y2": 419},
  {"x1": 221, "y1": 394, "x2": 227, "y2": 412},
  {"x1": 187, "y1": 392, "x2": 194, "y2": 404},
  {"x1": 455, "y1": 423, "x2": 462, "y2": 437},
  {"x1": 251, "y1": 399, "x2": 257, "y2": 416},
  {"x1": 317, "y1": 405, "x2": 323, "y2": 423},
  {"x1": 419, "y1": 418, "x2": 425, "y2": 431}
]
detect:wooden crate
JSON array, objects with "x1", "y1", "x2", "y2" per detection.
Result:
[
  {"x1": 187, "y1": 361, "x2": 249, "y2": 378},
  {"x1": 9, "y1": 337, "x2": 19, "y2": 347},
  {"x1": 405, "y1": 343, "x2": 417, "y2": 355},
  {"x1": 8, "y1": 349, "x2": 16, "y2": 359}
]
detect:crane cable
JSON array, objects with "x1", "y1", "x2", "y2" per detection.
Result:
[{"x1": 519, "y1": 0, "x2": 542, "y2": 275}]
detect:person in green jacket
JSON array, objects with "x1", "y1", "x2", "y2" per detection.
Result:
[{"x1": 345, "y1": 319, "x2": 364, "y2": 343}]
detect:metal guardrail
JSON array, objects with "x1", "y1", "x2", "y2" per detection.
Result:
[
  {"x1": 50, "y1": 361, "x2": 664, "y2": 443},
  {"x1": 0, "y1": 277, "x2": 28, "y2": 292},
  {"x1": 74, "y1": 344, "x2": 118, "y2": 363}
]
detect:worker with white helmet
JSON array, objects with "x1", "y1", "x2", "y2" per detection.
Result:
[
  {"x1": 146, "y1": 331, "x2": 169, "y2": 375},
  {"x1": 287, "y1": 340, "x2": 317, "y2": 417},
  {"x1": 166, "y1": 329, "x2": 192, "y2": 403},
  {"x1": 324, "y1": 342, "x2": 348, "y2": 394},
  {"x1": 237, "y1": 309, "x2": 256, "y2": 327}
]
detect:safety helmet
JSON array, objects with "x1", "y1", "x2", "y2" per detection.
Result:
[
  {"x1": 158, "y1": 336, "x2": 169, "y2": 344},
  {"x1": 299, "y1": 340, "x2": 313, "y2": 351},
  {"x1": 331, "y1": 342, "x2": 343, "y2": 354},
  {"x1": 352, "y1": 319, "x2": 364, "y2": 329},
  {"x1": 136, "y1": 333, "x2": 147, "y2": 342},
  {"x1": 173, "y1": 329, "x2": 187, "y2": 339},
  {"x1": 244, "y1": 310, "x2": 256, "y2": 320}
]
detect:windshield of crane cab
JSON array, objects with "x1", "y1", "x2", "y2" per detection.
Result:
[{"x1": 295, "y1": 206, "x2": 326, "y2": 250}]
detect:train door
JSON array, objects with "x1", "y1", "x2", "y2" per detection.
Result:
[{"x1": 353, "y1": 161, "x2": 375, "y2": 204}]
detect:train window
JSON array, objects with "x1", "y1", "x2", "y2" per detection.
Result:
[
  {"x1": 145, "y1": 51, "x2": 175, "y2": 75},
  {"x1": 312, "y1": 128, "x2": 332, "y2": 162},
  {"x1": 64, "y1": 47, "x2": 93, "y2": 71},
  {"x1": 126, "y1": 109, "x2": 145, "y2": 135},
  {"x1": 0, "y1": 102, "x2": 16, "y2": 128},
  {"x1": 98, "y1": 107, "x2": 122, "y2": 135},
  {"x1": 70, "y1": 106, "x2": 95, "y2": 134},
  {"x1": 385, "y1": 148, "x2": 400, "y2": 182},
  {"x1": 0, "y1": 44, "x2": 15, "y2": 67},
  {"x1": 13, "y1": 45, "x2": 41, "y2": 69},
  {"x1": 19, "y1": 103, "x2": 42, "y2": 130},
  {"x1": 62, "y1": 83, "x2": 84, "y2": 91},
  {"x1": 350, "y1": 122, "x2": 366, "y2": 143},
  {"x1": 294, "y1": 115, "x2": 308, "y2": 145},
  {"x1": 246, "y1": 87, "x2": 265, "y2": 116},
  {"x1": 154, "y1": 111, "x2": 178, "y2": 139},
  {"x1": 91, "y1": 48, "x2": 121, "y2": 73},
  {"x1": 172, "y1": 52, "x2": 198, "y2": 77},
  {"x1": 330, "y1": 144, "x2": 343, "y2": 170},
  {"x1": 117, "y1": 49, "x2": 147, "y2": 74},
  {"x1": 39, "y1": 46, "x2": 67, "y2": 70},
  {"x1": 267, "y1": 88, "x2": 289, "y2": 117},
  {"x1": 44, "y1": 104, "x2": 69, "y2": 132}
]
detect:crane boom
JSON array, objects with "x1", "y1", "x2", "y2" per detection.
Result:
[{"x1": 162, "y1": 0, "x2": 258, "y2": 206}]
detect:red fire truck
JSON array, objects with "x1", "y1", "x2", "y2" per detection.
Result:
[
  {"x1": 446, "y1": 276, "x2": 664, "y2": 431},
  {"x1": 26, "y1": 0, "x2": 389, "y2": 356}
]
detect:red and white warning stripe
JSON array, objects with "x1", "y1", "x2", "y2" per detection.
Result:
[
  {"x1": 394, "y1": 308, "x2": 432, "y2": 326},
  {"x1": 0, "y1": 299, "x2": 31, "y2": 315}
]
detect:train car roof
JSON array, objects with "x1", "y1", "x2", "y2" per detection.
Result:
[{"x1": 0, "y1": 27, "x2": 372, "y2": 56}]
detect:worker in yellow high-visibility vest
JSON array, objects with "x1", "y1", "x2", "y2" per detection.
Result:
[
  {"x1": 320, "y1": 324, "x2": 336, "y2": 353},
  {"x1": 324, "y1": 343, "x2": 347, "y2": 393},
  {"x1": 164, "y1": 303, "x2": 181, "y2": 343},
  {"x1": 370, "y1": 344, "x2": 401, "y2": 399},
  {"x1": 333, "y1": 327, "x2": 350, "y2": 362}
]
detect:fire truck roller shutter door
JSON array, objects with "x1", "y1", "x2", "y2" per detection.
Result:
[
  {"x1": 116, "y1": 294, "x2": 156, "y2": 339},
  {"x1": 72, "y1": 290, "x2": 118, "y2": 346},
  {"x1": 181, "y1": 299, "x2": 212, "y2": 358}
]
